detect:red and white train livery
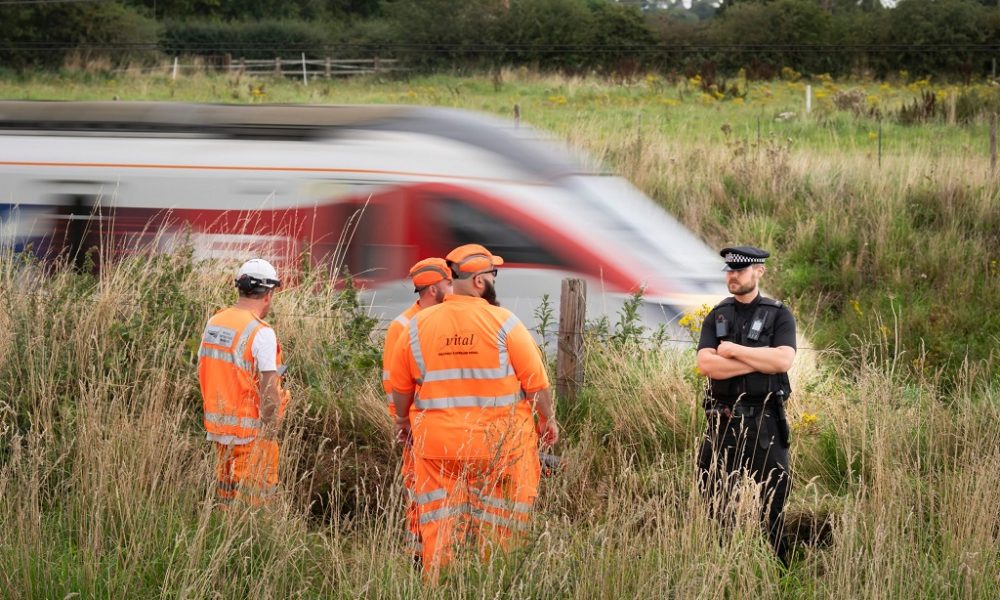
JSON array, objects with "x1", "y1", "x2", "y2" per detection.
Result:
[{"x1": 0, "y1": 101, "x2": 726, "y2": 333}]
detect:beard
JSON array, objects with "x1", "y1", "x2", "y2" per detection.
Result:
[
  {"x1": 482, "y1": 279, "x2": 500, "y2": 306},
  {"x1": 728, "y1": 280, "x2": 756, "y2": 296}
]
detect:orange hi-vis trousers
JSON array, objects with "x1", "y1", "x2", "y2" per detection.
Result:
[
  {"x1": 401, "y1": 445, "x2": 421, "y2": 556},
  {"x1": 214, "y1": 439, "x2": 279, "y2": 507},
  {"x1": 413, "y1": 448, "x2": 540, "y2": 575}
]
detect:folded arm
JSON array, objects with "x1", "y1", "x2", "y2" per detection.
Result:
[
  {"x1": 697, "y1": 348, "x2": 757, "y2": 379},
  {"x1": 708, "y1": 341, "x2": 796, "y2": 375}
]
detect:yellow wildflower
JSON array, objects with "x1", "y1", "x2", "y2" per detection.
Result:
[{"x1": 850, "y1": 298, "x2": 863, "y2": 318}]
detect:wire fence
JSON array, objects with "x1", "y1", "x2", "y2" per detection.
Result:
[
  {"x1": 99, "y1": 55, "x2": 401, "y2": 79},
  {"x1": 17, "y1": 287, "x2": 823, "y2": 352}
]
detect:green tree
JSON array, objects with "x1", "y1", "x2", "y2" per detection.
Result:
[
  {"x1": 498, "y1": 0, "x2": 596, "y2": 70},
  {"x1": 380, "y1": 0, "x2": 508, "y2": 69},
  {"x1": 708, "y1": 0, "x2": 832, "y2": 74},
  {"x1": 587, "y1": 0, "x2": 658, "y2": 72},
  {"x1": 877, "y1": 0, "x2": 989, "y2": 79},
  {"x1": 0, "y1": 1, "x2": 159, "y2": 69}
]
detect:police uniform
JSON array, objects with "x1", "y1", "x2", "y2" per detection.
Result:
[{"x1": 696, "y1": 246, "x2": 796, "y2": 563}]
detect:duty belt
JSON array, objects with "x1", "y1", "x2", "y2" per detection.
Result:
[{"x1": 705, "y1": 404, "x2": 761, "y2": 419}]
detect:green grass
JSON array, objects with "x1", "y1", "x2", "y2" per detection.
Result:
[
  {"x1": 5, "y1": 66, "x2": 994, "y2": 378},
  {"x1": 1, "y1": 68, "x2": 998, "y2": 597}
]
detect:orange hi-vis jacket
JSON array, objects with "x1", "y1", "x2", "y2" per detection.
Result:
[
  {"x1": 382, "y1": 301, "x2": 422, "y2": 417},
  {"x1": 390, "y1": 294, "x2": 550, "y2": 460},
  {"x1": 199, "y1": 307, "x2": 288, "y2": 445}
]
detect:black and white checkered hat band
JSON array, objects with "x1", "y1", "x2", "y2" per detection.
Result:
[{"x1": 724, "y1": 253, "x2": 764, "y2": 264}]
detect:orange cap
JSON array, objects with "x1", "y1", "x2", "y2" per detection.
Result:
[
  {"x1": 408, "y1": 257, "x2": 451, "y2": 288},
  {"x1": 445, "y1": 244, "x2": 504, "y2": 278}
]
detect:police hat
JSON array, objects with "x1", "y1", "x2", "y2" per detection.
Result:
[{"x1": 720, "y1": 246, "x2": 769, "y2": 271}]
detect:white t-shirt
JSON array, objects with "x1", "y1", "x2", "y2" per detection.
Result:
[{"x1": 251, "y1": 326, "x2": 278, "y2": 372}]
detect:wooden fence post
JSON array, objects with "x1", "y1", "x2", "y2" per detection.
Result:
[
  {"x1": 556, "y1": 278, "x2": 586, "y2": 406},
  {"x1": 274, "y1": 57, "x2": 282, "y2": 77},
  {"x1": 325, "y1": 57, "x2": 332, "y2": 78},
  {"x1": 991, "y1": 113, "x2": 997, "y2": 173},
  {"x1": 238, "y1": 57, "x2": 246, "y2": 75},
  {"x1": 877, "y1": 121, "x2": 882, "y2": 168}
]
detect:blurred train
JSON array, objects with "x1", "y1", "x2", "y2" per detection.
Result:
[{"x1": 0, "y1": 100, "x2": 726, "y2": 334}]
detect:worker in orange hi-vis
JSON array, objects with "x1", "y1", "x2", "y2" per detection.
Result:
[
  {"x1": 198, "y1": 258, "x2": 290, "y2": 508},
  {"x1": 390, "y1": 243, "x2": 559, "y2": 577},
  {"x1": 382, "y1": 257, "x2": 453, "y2": 561}
]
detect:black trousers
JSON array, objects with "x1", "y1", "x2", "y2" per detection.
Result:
[{"x1": 697, "y1": 407, "x2": 791, "y2": 562}]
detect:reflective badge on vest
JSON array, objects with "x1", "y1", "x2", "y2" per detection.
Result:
[{"x1": 204, "y1": 325, "x2": 236, "y2": 347}]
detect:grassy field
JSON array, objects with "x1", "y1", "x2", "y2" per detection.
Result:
[{"x1": 0, "y1": 68, "x2": 998, "y2": 598}]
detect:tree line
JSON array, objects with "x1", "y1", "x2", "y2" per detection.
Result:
[{"x1": 2, "y1": 0, "x2": 1000, "y2": 79}]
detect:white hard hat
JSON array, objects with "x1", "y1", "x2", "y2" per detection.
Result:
[{"x1": 235, "y1": 258, "x2": 281, "y2": 291}]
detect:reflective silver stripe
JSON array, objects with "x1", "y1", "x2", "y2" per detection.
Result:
[
  {"x1": 418, "y1": 503, "x2": 528, "y2": 530},
  {"x1": 415, "y1": 393, "x2": 523, "y2": 410},
  {"x1": 206, "y1": 432, "x2": 256, "y2": 445},
  {"x1": 408, "y1": 318, "x2": 427, "y2": 380},
  {"x1": 234, "y1": 320, "x2": 263, "y2": 364},
  {"x1": 471, "y1": 508, "x2": 528, "y2": 530},
  {"x1": 205, "y1": 412, "x2": 261, "y2": 430},
  {"x1": 420, "y1": 504, "x2": 467, "y2": 525},
  {"x1": 385, "y1": 393, "x2": 393, "y2": 404},
  {"x1": 393, "y1": 315, "x2": 411, "y2": 328},
  {"x1": 422, "y1": 366, "x2": 512, "y2": 383},
  {"x1": 477, "y1": 493, "x2": 533, "y2": 514},
  {"x1": 496, "y1": 314, "x2": 520, "y2": 373},
  {"x1": 198, "y1": 346, "x2": 253, "y2": 372},
  {"x1": 382, "y1": 369, "x2": 390, "y2": 381},
  {"x1": 415, "y1": 488, "x2": 447, "y2": 505},
  {"x1": 216, "y1": 482, "x2": 238, "y2": 492}
]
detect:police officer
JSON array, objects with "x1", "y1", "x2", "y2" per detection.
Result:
[{"x1": 696, "y1": 246, "x2": 796, "y2": 564}]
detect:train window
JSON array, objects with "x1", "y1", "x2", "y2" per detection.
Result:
[
  {"x1": 424, "y1": 195, "x2": 565, "y2": 267},
  {"x1": 346, "y1": 197, "x2": 409, "y2": 282}
]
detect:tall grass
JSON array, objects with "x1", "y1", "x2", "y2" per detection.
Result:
[
  {"x1": 0, "y1": 243, "x2": 997, "y2": 597},
  {"x1": 1, "y1": 69, "x2": 995, "y2": 377},
  {"x1": 0, "y1": 70, "x2": 997, "y2": 597}
]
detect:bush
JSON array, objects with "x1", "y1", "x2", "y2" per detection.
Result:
[
  {"x1": 953, "y1": 85, "x2": 1000, "y2": 123},
  {"x1": 0, "y1": 2, "x2": 160, "y2": 70},
  {"x1": 160, "y1": 19, "x2": 337, "y2": 60}
]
